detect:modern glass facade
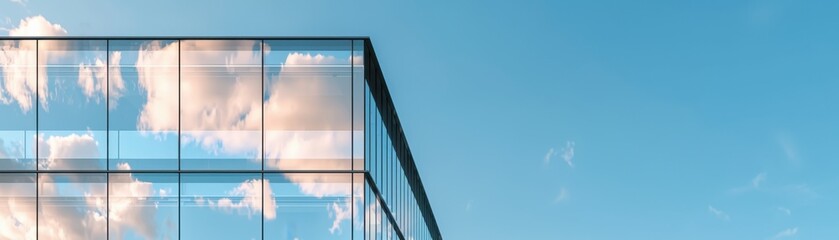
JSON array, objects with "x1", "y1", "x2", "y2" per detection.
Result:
[{"x1": 0, "y1": 37, "x2": 441, "y2": 240}]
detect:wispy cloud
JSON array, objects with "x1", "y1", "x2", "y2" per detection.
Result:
[
  {"x1": 543, "y1": 147, "x2": 556, "y2": 165},
  {"x1": 752, "y1": 172, "x2": 767, "y2": 188},
  {"x1": 554, "y1": 187, "x2": 569, "y2": 203},
  {"x1": 465, "y1": 200, "x2": 473, "y2": 211},
  {"x1": 729, "y1": 172, "x2": 768, "y2": 194},
  {"x1": 776, "y1": 134, "x2": 800, "y2": 165},
  {"x1": 561, "y1": 141, "x2": 575, "y2": 167},
  {"x1": 708, "y1": 205, "x2": 730, "y2": 221},
  {"x1": 544, "y1": 141, "x2": 574, "y2": 167},
  {"x1": 770, "y1": 227, "x2": 798, "y2": 239},
  {"x1": 777, "y1": 207, "x2": 791, "y2": 216}
]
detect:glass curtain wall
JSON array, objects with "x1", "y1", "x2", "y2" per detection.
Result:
[{"x1": 0, "y1": 38, "x2": 439, "y2": 240}]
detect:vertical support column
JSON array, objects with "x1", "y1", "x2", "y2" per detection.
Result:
[
  {"x1": 106, "y1": 39, "x2": 110, "y2": 239},
  {"x1": 35, "y1": 39, "x2": 39, "y2": 240},
  {"x1": 177, "y1": 39, "x2": 182, "y2": 240},
  {"x1": 261, "y1": 39, "x2": 265, "y2": 240}
]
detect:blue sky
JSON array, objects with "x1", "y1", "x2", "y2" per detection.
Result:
[{"x1": 2, "y1": 0, "x2": 839, "y2": 239}]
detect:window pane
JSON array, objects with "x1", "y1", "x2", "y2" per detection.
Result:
[
  {"x1": 108, "y1": 40, "x2": 179, "y2": 170},
  {"x1": 264, "y1": 40, "x2": 352, "y2": 171},
  {"x1": 109, "y1": 172, "x2": 178, "y2": 239},
  {"x1": 265, "y1": 173, "x2": 352, "y2": 240},
  {"x1": 181, "y1": 173, "x2": 262, "y2": 239},
  {"x1": 38, "y1": 40, "x2": 107, "y2": 171},
  {"x1": 0, "y1": 173, "x2": 36, "y2": 240},
  {"x1": 38, "y1": 173, "x2": 107, "y2": 239},
  {"x1": 352, "y1": 173, "x2": 365, "y2": 240},
  {"x1": 0, "y1": 40, "x2": 36, "y2": 170},
  {"x1": 180, "y1": 40, "x2": 262, "y2": 170},
  {"x1": 352, "y1": 40, "x2": 364, "y2": 171}
]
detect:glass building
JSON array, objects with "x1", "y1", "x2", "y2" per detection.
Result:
[{"x1": 0, "y1": 37, "x2": 442, "y2": 240}]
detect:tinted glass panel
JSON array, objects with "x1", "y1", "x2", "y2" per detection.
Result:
[
  {"x1": 109, "y1": 172, "x2": 178, "y2": 239},
  {"x1": 38, "y1": 173, "x2": 107, "y2": 239},
  {"x1": 0, "y1": 173, "x2": 36, "y2": 240},
  {"x1": 38, "y1": 40, "x2": 108, "y2": 170},
  {"x1": 108, "y1": 40, "x2": 179, "y2": 170},
  {"x1": 264, "y1": 40, "x2": 352, "y2": 171},
  {"x1": 265, "y1": 173, "x2": 352, "y2": 239},
  {"x1": 352, "y1": 40, "x2": 364, "y2": 171},
  {"x1": 181, "y1": 173, "x2": 262, "y2": 239},
  {"x1": 180, "y1": 40, "x2": 262, "y2": 170},
  {"x1": 0, "y1": 40, "x2": 36, "y2": 170}
]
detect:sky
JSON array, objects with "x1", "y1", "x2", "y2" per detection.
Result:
[{"x1": 2, "y1": 0, "x2": 839, "y2": 239}]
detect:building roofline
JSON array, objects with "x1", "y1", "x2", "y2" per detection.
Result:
[{"x1": 0, "y1": 36, "x2": 370, "y2": 40}]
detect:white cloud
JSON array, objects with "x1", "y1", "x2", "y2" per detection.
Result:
[
  {"x1": 108, "y1": 163, "x2": 163, "y2": 240},
  {"x1": 136, "y1": 40, "x2": 262, "y2": 156},
  {"x1": 329, "y1": 197, "x2": 352, "y2": 234},
  {"x1": 752, "y1": 172, "x2": 767, "y2": 188},
  {"x1": 0, "y1": 174, "x2": 36, "y2": 240},
  {"x1": 0, "y1": 39, "x2": 38, "y2": 112},
  {"x1": 7, "y1": 15, "x2": 66, "y2": 37},
  {"x1": 561, "y1": 141, "x2": 575, "y2": 167},
  {"x1": 543, "y1": 147, "x2": 556, "y2": 165},
  {"x1": 134, "y1": 41, "x2": 179, "y2": 134},
  {"x1": 3, "y1": 159, "x2": 166, "y2": 240},
  {"x1": 544, "y1": 141, "x2": 575, "y2": 167},
  {"x1": 708, "y1": 205, "x2": 730, "y2": 221},
  {"x1": 37, "y1": 173, "x2": 107, "y2": 240},
  {"x1": 0, "y1": 131, "x2": 107, "y2": 239},
  {"x1": 132, "y1": 41, "x2": 359, "y2": 235},
  {"x1": 770, "y1": 227, "x2": 798, "y2": 239},
  {"x1": 37, "y1": 132, "x2": 101, "y2": 170},
  {"x1": 0, "y1": 15, "x2": 66, "y2": 112},
  {"x1": 206, "y1": 179, "x2": 277, "y2": 220},
  {"x1": 77, "y1": 52, "x2": 125, "y2": 108},
  {"x1": 777, "y1": 207, "x2": 791, "y2": 216}
]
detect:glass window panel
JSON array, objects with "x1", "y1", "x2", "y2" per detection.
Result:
[
  {"x1": 264, "y1": 40, "x2": 352, "y2": 171},
  {"x1": 365, "y1": 180, "x2": 384, "y2": 240},
  {"x1": 352, "y1": 40, "x2": 364, "y2": 171},
  {"x1": 353, "y1": 173, "x2": 365, "y2": 240},
  {"x1": 0, "y1": 173, "x2": 36, "y2": 240},
  {"x1": 109, "y1": 173, "x2": 178, "y2": 240},
  {"x1": 180, "y1": 40, "x2": 262, "y2": 170},
  {"x1": 181, "y1": 173, "x2": 261, "y2": 239},
  {"x1": 0, "y1": 40, "x2": 36, "y2": 170},
  {"x1": 265, "y1": 173, "x2": 352, "y2": 240},
  {"x1": 38, "y1": 173, "x2": 107, "y2": 240},
  {"x1": 37, "y1": 40, "x2": 107, "y2": 171},
  {"x1": 108, "y1": 40, "x2": 179, "y2": 170}
]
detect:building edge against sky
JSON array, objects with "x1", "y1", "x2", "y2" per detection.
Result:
[{"x1": 0, "y1": 37, "x2": 441, "y2": 240}]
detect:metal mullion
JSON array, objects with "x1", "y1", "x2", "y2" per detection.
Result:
[
  {"x1": 35, "y1": 39, "x2": 39, "y2": 240},
  {"x1": 177, "y1": 39, "x2": 182, "y2": 240},
  {"x1": 350, "y1": 40, "x2": 355, "y2": 240},
  {"x1": 364, "y1": 173, "x2": 405, "y2": 240},
  {"x1": 260, "y1": 39, "x2": 265, "y2": 240},
  {"x1": 106, "y1": 39, "x2": 110, "y2": 239}
]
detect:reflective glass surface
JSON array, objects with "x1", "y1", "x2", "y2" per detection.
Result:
[{"x1": 0, "y1": 38, "x2": 439, "y2": 240}]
